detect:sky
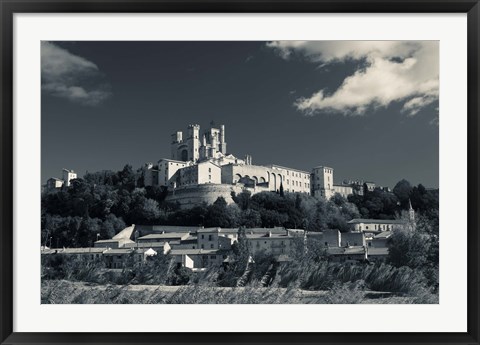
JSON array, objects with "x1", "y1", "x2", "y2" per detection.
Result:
[{"x1": 41, "y1": 41, "x2": 439, "y2": 188}]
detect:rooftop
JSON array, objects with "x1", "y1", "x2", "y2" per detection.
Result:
[
  {"x1": 138, "y1": 233, "x2": 188, "y2": 240},
  {"x1": 266, "y1": 164, "x2": 310, "y2": 174},
  {"x1": 158, "y1": 158, "x2": 189, "y2": 164},
  {"x1": 169, "y1": 249, "x2": 221, "y2": 256},
  {"x1": 327, "y1": 246, "x2": 366, "y2": 255},
  {"x1": 124, "y1": 242, "x2": 167, "y2": 248},
  {"x1": 348, "y1": 219, "x2": 407, "y2": 225},
  {"x1": 112, "y1": 225, "x2": 136, "y2": 240},
  {"x1": 103, "y1": 249, "x2": 133, "y2": 255},
  {"x1": 196, "y1": 227, "x2": 238, "y2": 234},
  {"x1": 246, "y1": 233, "x2": 292, "y2": 239},
  {"x1": 58, "y1": 247, "x2": 107, "y2": 254},
  {"x1": 136, "y1": 225, "x2": 199, "y2": 233},
  {"x1": 374, "y1": 231, "x2": 393, "y2": 239}
]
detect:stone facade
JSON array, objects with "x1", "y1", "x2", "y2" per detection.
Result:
[
  {"x1": 311, "y1": 166, "x2": 335, "y2": 199},
  {"x1": 147, "y1": 123, "x2": 375, "y2": 207}
]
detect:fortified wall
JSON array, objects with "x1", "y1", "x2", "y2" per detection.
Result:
[
  {"x1": 165, "y1": 183, "x2": 269, "y2": 209},
  {"x1": 165, "y1": 184, "x2": 243, "y2": 209}
]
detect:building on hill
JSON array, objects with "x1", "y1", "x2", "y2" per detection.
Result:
[
  {"x1": 46, "y1": 177, "x2": 64, "y2": 190},
  {"x1": 172, "y1": 161, "x2": 222, "y2": 187},
  {"x1": 170, "y1": 123, "x2": 228, "y2": 162},
  {"x1": 44, "y1": 168, "x2": 77, "y2": 191},
  {"x1": 62, "y1": 169, "x2": 77, "y2": 187},
  {"x1": 156, "y1": 159, "x2": 190, "y2": 188},
  {"x1": 332, "y1": 184, "x2": 354, "y2": 199},
  {"x1": 347, "y1": 219, "x2": 408, "y2": 233},
  {"x1": 142, "y1": 163, "x2": 160, "y2": 187},
  {"x1": 145, "y1": 123, "x2": 351, "y2": 207},
  {"x1": 311, "y1": 166, "x2": 335, "y2": 199}
]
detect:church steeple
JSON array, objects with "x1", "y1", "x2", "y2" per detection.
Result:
[{"x1": 408, "y1": 199, "x2": 415, "y2": 222}]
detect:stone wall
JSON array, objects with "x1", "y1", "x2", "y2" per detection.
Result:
[{"x1": 165, "y1": 183, "x2": 245, "y2": 209}]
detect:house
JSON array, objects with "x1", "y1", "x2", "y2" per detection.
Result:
[
  {"x1": 245, "y1": 232, "x2": 294, "y2": 257},
  {"x1": 169, "y1": 249, "x2": 228, "y2": 269},
  {"x1": 123, "y1": 241, "x2": 171, "y2": 254},
  {"x1": 103, "y1": 249, "x2": 135, "y2": 268},
  {"x1": 169, "y1": 236, "x2": 198, "y2": 250},
  {"x1": 196, "y1": 227, "x2": 236, "y2": 250},
  {"x1": 326, "y1": 246, "x2": 367, "y2": 263},
  {"x1": 340, "y1": 231, "x2": 366, "y2": 247},
  {"x1": 45, "y1": 177, "x2": 64, "y2": 190},
  {"x1": 56, "y1": 247, "x2": 107, "y2": 261},
  {"x1": 347, "y1": 219, "x2": 407, "y2": 233},
  {"x1": 366, "y1": 247, "x2": 389, "y2": 262},
  {"x1": 137, "y1": 232, "x2": 190, "y2": 243}
]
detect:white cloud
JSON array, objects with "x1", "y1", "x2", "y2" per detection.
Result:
[
  {"x1": 267, "y1": 41, "x2": 439, "y2": 117},
  {"x1": 41, "y1": 42, "x2": 111, "y2": 106}
]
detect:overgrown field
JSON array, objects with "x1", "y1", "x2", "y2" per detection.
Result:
[{"x1": 42, "y1": 280, "x2": 416, "y2": 304}]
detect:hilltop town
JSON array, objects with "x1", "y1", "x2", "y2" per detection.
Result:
[{"x1": 41, "y1": 123, "x2": 438, "y2": 303}]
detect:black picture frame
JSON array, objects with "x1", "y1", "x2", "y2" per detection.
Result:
[{"x1": 1, "y1": 1, "x2": 479, "y2": 344}]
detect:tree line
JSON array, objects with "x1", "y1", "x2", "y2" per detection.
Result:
[{"x1": 42, "y1": 164, "x2": 439, "y2": 248}]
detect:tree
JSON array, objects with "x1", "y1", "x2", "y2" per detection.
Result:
[
  {"x1": 116, "y1": 164, "x2": 136, "y2": 191},
  {"x1": 393, "y1": 179, "x2": 413, "y2": 209},
  {"x1": 387, "y1": 230, "x2": 431, "y2": 269},
  {"x1": 205, "y1": 197, "x2": 234, "y2": 227},
  {"x1": 240, "y1": 209, "x2": 262, "y2": 228}
]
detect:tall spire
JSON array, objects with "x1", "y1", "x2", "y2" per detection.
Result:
[{"x1": 408, "y1": 198, "x2": 415, "y2": 223}]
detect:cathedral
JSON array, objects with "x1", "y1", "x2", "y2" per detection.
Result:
[{"x1": 143, "y1": 123, "x2": 350, "y2": 208}]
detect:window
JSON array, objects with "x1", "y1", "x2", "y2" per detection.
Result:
[
  {"x1": 209, "y1": 168, "x2": 211, "y2": 172},
  {"x1": 210, "y1": 244, "x2": 214, "y2": 249},
  {"x1": 210, "y1": 255, "x2": 216, "y2": 259},
  {"x1": 201, "y1": 244, "x2": 204, "y2": 249},
  {"x1": 201, "y1": 235, "x2": 204, "y2": 239},
  {"x1": 208, "y1": 234, "x2": 212, "y2": 241}
]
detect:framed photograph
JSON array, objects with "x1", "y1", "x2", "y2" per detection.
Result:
[{"x1": 1, "y1": 0, "x2": 479, "y2": 344}]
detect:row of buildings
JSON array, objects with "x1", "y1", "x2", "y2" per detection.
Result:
[
  {"x1": 42, "y1": 213, "x2": 415, "y2": 270},
  {"x1": 140, "y1": 123, "x2": 388, "y2": 207},
  {"x1": 44, "y1": 123, "x2": 392, "y2": 209}
]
